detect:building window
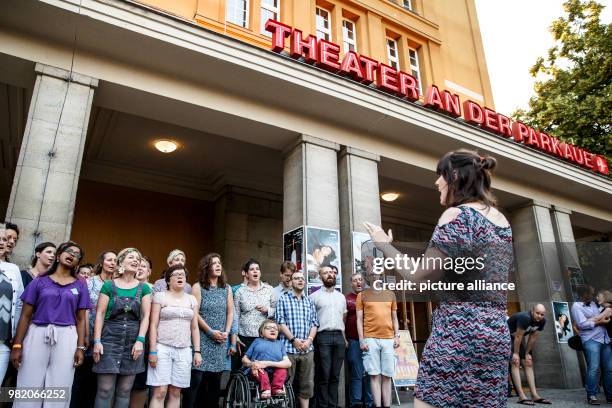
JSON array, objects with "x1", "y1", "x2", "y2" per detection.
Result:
[
  {"x1": 342, "y1": 20, "x2": 357, "y2": 53},
  {"x1": 316, "y1": 7, "x2": 331, "y2": 41},
  {"x1": 386, "y1": 38, "x2": 399, "y2": 70},
  {"x1": 227, "y1": 0, "x2": 249, "y2": 28},
  {"x1": 402, "y1": 0, "x2": 413, "y2": 11},
  {"x1": 260, "y1": 0, "x2": 280, "y2": 36},
  {"x1": 409, "y1": 48, "x2": 422, "y2": 94}
]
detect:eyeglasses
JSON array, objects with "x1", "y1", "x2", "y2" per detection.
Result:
[
  {"x1": 263, "y1": 326, "x2": 278, "y2": 330},
  {"x1": 170, "y1": 273, "x2": 186, "y2": 278},
  {"x1": 64, "y1": 248, "x2": 82, "y2": 259}
]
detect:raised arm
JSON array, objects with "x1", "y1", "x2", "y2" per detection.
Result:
[{"x1": 363, "y1": 209, "x2": 462, "y2": 282}]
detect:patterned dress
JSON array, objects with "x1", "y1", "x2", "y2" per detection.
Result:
[
  {"x1": 195, "y1": 285, "x2": 229, "y2": 372},
  {"x1": 415, "y1": 206, "x2": 513, "y2": 408}
]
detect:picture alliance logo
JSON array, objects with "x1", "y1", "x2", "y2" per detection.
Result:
[{"x1": 371, "y1": 254, "x2": 486, "y2": 275}]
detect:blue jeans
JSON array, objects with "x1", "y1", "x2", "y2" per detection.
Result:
[
  {"x1": 583, "y1": 339, "x2": 612, "y2": 399},
  {"x1": 347, "y1": 339, "x2": 373, "y2": 407}
]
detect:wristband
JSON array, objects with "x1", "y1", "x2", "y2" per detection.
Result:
[
  {"x1": 206, "y1": 329, "x2": 214, "y2": 338},
  {"x1": 93, "y1": 339, "x2": 102, "y2": 345},
  {"x1": 194, "y1": 350, "x2": 201, "y2": 354},
  {"x1": 136, "y1": 336, "x2": 146, "y2": 343},
  {"x1": 149, "y1": 351, "x2": 158, "y2": 355},
  {"x1": 11, "y1": 344, "x2": 22, "y2": 349},
  {"x1": 289, "y1": 337, "x2": 295, "y2": 343}
]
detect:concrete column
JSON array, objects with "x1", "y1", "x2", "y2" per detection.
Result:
[
  {"x1": 509, "y1": 201, "x2": 582, "y2": 388},
  {"x1": 338, "y1": 146, "x2": 381, "y2": 293},
  {"x1": 283, "y1": 135, "x2": 340, "y2": 231},
  {"x1": 5, "y1": 63, "x2": 97, "y2": 267},
  {"x1": 551, "y1": 206, "x2": 581, "y2": 278},
  {"x1": 283, "y1": 134, "x2": 343, "y2": 406}
]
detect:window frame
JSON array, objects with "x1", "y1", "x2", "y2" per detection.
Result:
[
  {"x1": 316, "y1": 6, "x2": 332, "y2": 41},
  {"x1": 260, "y1": 0, "x2": 280, "y2": 36},
  {"x1": 402, "y1": 0, "x2": 413, "y2": 11},
  {"x1": 226, "y1": 0, "x2": 250, "y2": 29},
  {"x1": 342, "y1": 19, "x2": 357, "y2": 53},
  {"x1": 408, "y1": 47, "x2": 422, "y2": 95},
  {"x1": 386, "y1": 37, "x2": 400, "y2": 70}
]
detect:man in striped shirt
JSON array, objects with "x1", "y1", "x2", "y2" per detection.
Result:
[{"x1": 276, "y1": 270, "x2": 319, "y2": 408}]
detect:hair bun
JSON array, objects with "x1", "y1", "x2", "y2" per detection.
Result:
[{"x1": 481, "y1": 156, "x2": 497, "y2": 171}]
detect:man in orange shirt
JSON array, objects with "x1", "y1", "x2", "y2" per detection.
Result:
[{"x1": 356, "y1": 271, "x2": 399, "y2": 408}]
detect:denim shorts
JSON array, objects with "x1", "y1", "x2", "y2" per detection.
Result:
[{"x1": 362, "y1": 338, "x2": 396, "y2": 377}]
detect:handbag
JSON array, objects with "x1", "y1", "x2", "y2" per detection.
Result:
[{"x1": 568, "y1": 334, "x2": 583, "y2": 351}]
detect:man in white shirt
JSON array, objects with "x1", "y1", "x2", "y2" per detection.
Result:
[
  {"x1": 269, "y1": 261, "x2": 295, "y2": 319},
  {"x1": 310, "y1": 265, "x2": 347, "y2": 408}
]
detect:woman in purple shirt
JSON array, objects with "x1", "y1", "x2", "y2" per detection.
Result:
[{"x1": 10, "y1": 241, "x2": 90, "y2": 407}]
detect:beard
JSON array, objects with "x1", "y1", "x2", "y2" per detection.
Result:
[{"x1": 323, "y1": 276, "x2": 336, "y2": 288}]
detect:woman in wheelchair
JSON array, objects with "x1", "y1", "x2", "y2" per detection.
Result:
[{"x1": 242, "y1": 319, "x2": 292, "y2": 399}]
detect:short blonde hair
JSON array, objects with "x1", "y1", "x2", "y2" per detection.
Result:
[{"x1": 259, "y1": 319, "x2": 278, "y2": 337}]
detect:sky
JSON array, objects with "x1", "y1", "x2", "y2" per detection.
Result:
[{"x1": 474, "y1": 0, "x2": 611, "y2": 116}]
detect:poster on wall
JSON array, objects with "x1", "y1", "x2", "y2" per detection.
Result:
[
  {"x1": 393, "y1": 330, "x2": 419, "y2": 387},
  {"x1": 352, "y1": 231, "x2": 371, "y2": 275},
  {"x1": 283, "y1": 227, "x2": 304, "y2": 273},
  {"x1": 566, "y1": 266, "x2": 585, "y2": 301},
  {"x1": 305, "y1": 226, "x2": 341, "y2": 294},
  {"x1": 552, "y1": 301, "x2": 575, "y2": 343}
]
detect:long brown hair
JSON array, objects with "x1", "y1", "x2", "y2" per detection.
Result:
[
  {"x1": 436, "y1": 149, "x2": 497, "y2": 207},
  {"x1": 198, "y1": 252, "x2": 226, "y2": 289},
  {"x1": 93, "y1": 250, "x2": 117, "y2": 275}
]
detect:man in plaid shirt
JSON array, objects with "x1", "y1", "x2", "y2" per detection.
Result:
[{"x1": 276, "y1": 270, "x2": 319, "y2": 408}]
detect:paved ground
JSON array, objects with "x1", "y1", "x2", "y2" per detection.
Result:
[{"x1": 394, "y1": 388, "x2": 609, "y2": 407}]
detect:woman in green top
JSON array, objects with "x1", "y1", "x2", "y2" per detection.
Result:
[{"x1": 92, "y1": 248, "x2": 152, "y2": 408}]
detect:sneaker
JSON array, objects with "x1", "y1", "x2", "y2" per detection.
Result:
[{"x1": 588, "y1": 396, "x2": 601, "y2": 405}]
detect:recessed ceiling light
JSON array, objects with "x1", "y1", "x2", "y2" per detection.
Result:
[
  {"x1": 381, "y1": 192, "x2": 399, "y2": 202},
  {"x1": 154, "y1": 139, "x2": 178, "y2": 153}
]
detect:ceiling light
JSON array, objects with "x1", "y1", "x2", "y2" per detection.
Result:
[
  {"x1": 381, "y1": 192, "x2": 400, "y2": 202},
  {"x1": 154, "y1": 140, "x2": 178, "y2": 153}
]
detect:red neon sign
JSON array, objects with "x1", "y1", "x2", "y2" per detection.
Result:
[{"x1": 264, "y1": 20, "x2": 608, "y2": 175}]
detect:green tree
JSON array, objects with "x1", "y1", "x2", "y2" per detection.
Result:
[{"x1": 513, "y1": 0, "x2": 611, "y2": 168}]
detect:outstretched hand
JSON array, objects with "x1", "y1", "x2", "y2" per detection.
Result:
[{"x1": 363, "y1": 222, "x2": 393, "y2": 246}]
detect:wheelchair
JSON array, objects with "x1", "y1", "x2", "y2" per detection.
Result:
[{"x1": 224, "y1": 370, "x2": 295, "y2": 407}]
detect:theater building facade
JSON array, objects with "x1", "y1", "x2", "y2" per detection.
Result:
[{"x1": 1, "y1": 0, "x2": 610, "y2": 390}]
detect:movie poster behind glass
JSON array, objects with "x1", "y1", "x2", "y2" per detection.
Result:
[
  {"x1": 352, "y1": 231, "x2": 371, "y2": 275},
  {"x1": 283, "y1": 227, "x2": 304, "y2": 273},
  {"x1": 305, "y1": 226, "x2": 341, "y2": 294},
  {"x1": 552, "y1": 301, "x2": 574, "y2": 343},
  {"x1": 393, "y1": 330, "x2": 419, "y2": 387}
]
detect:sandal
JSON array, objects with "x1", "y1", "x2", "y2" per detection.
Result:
[
  {"x1": 517, "y1": 400, "x2": 535, "y2": 406},
  {"x1": 533, "y1": 398, "x2": 551, "y2": 404},
  {"x1": 260, "y1": 390, "x2": 271, "y2": 399},
  {"x1": 272, "y1": 389, "x2": 286, "y2": 396}
]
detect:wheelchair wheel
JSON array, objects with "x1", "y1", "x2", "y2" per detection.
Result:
[
  {"x1": 224, "y1": 372, "x2": 252, "y2": 407},
  {"x1": 283, "y1": 381, "x2": 295, "y2": 407}
]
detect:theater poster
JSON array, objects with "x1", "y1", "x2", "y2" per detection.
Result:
[
  {"x1": 352, "y1": 231, "x2": 371, "y2": 275},
  {"x1": 304, "y1": 226, "x2": 341, "y2": 293},
  {"x1": 394, "y1": 330, "x2": 419, "y2": 387},
  {"x1": 552, "y1": 301, "x2": 574, "y2": 343},
  {"x1": 283, "y1": 227, "x2": 304, "y2": 273}
]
